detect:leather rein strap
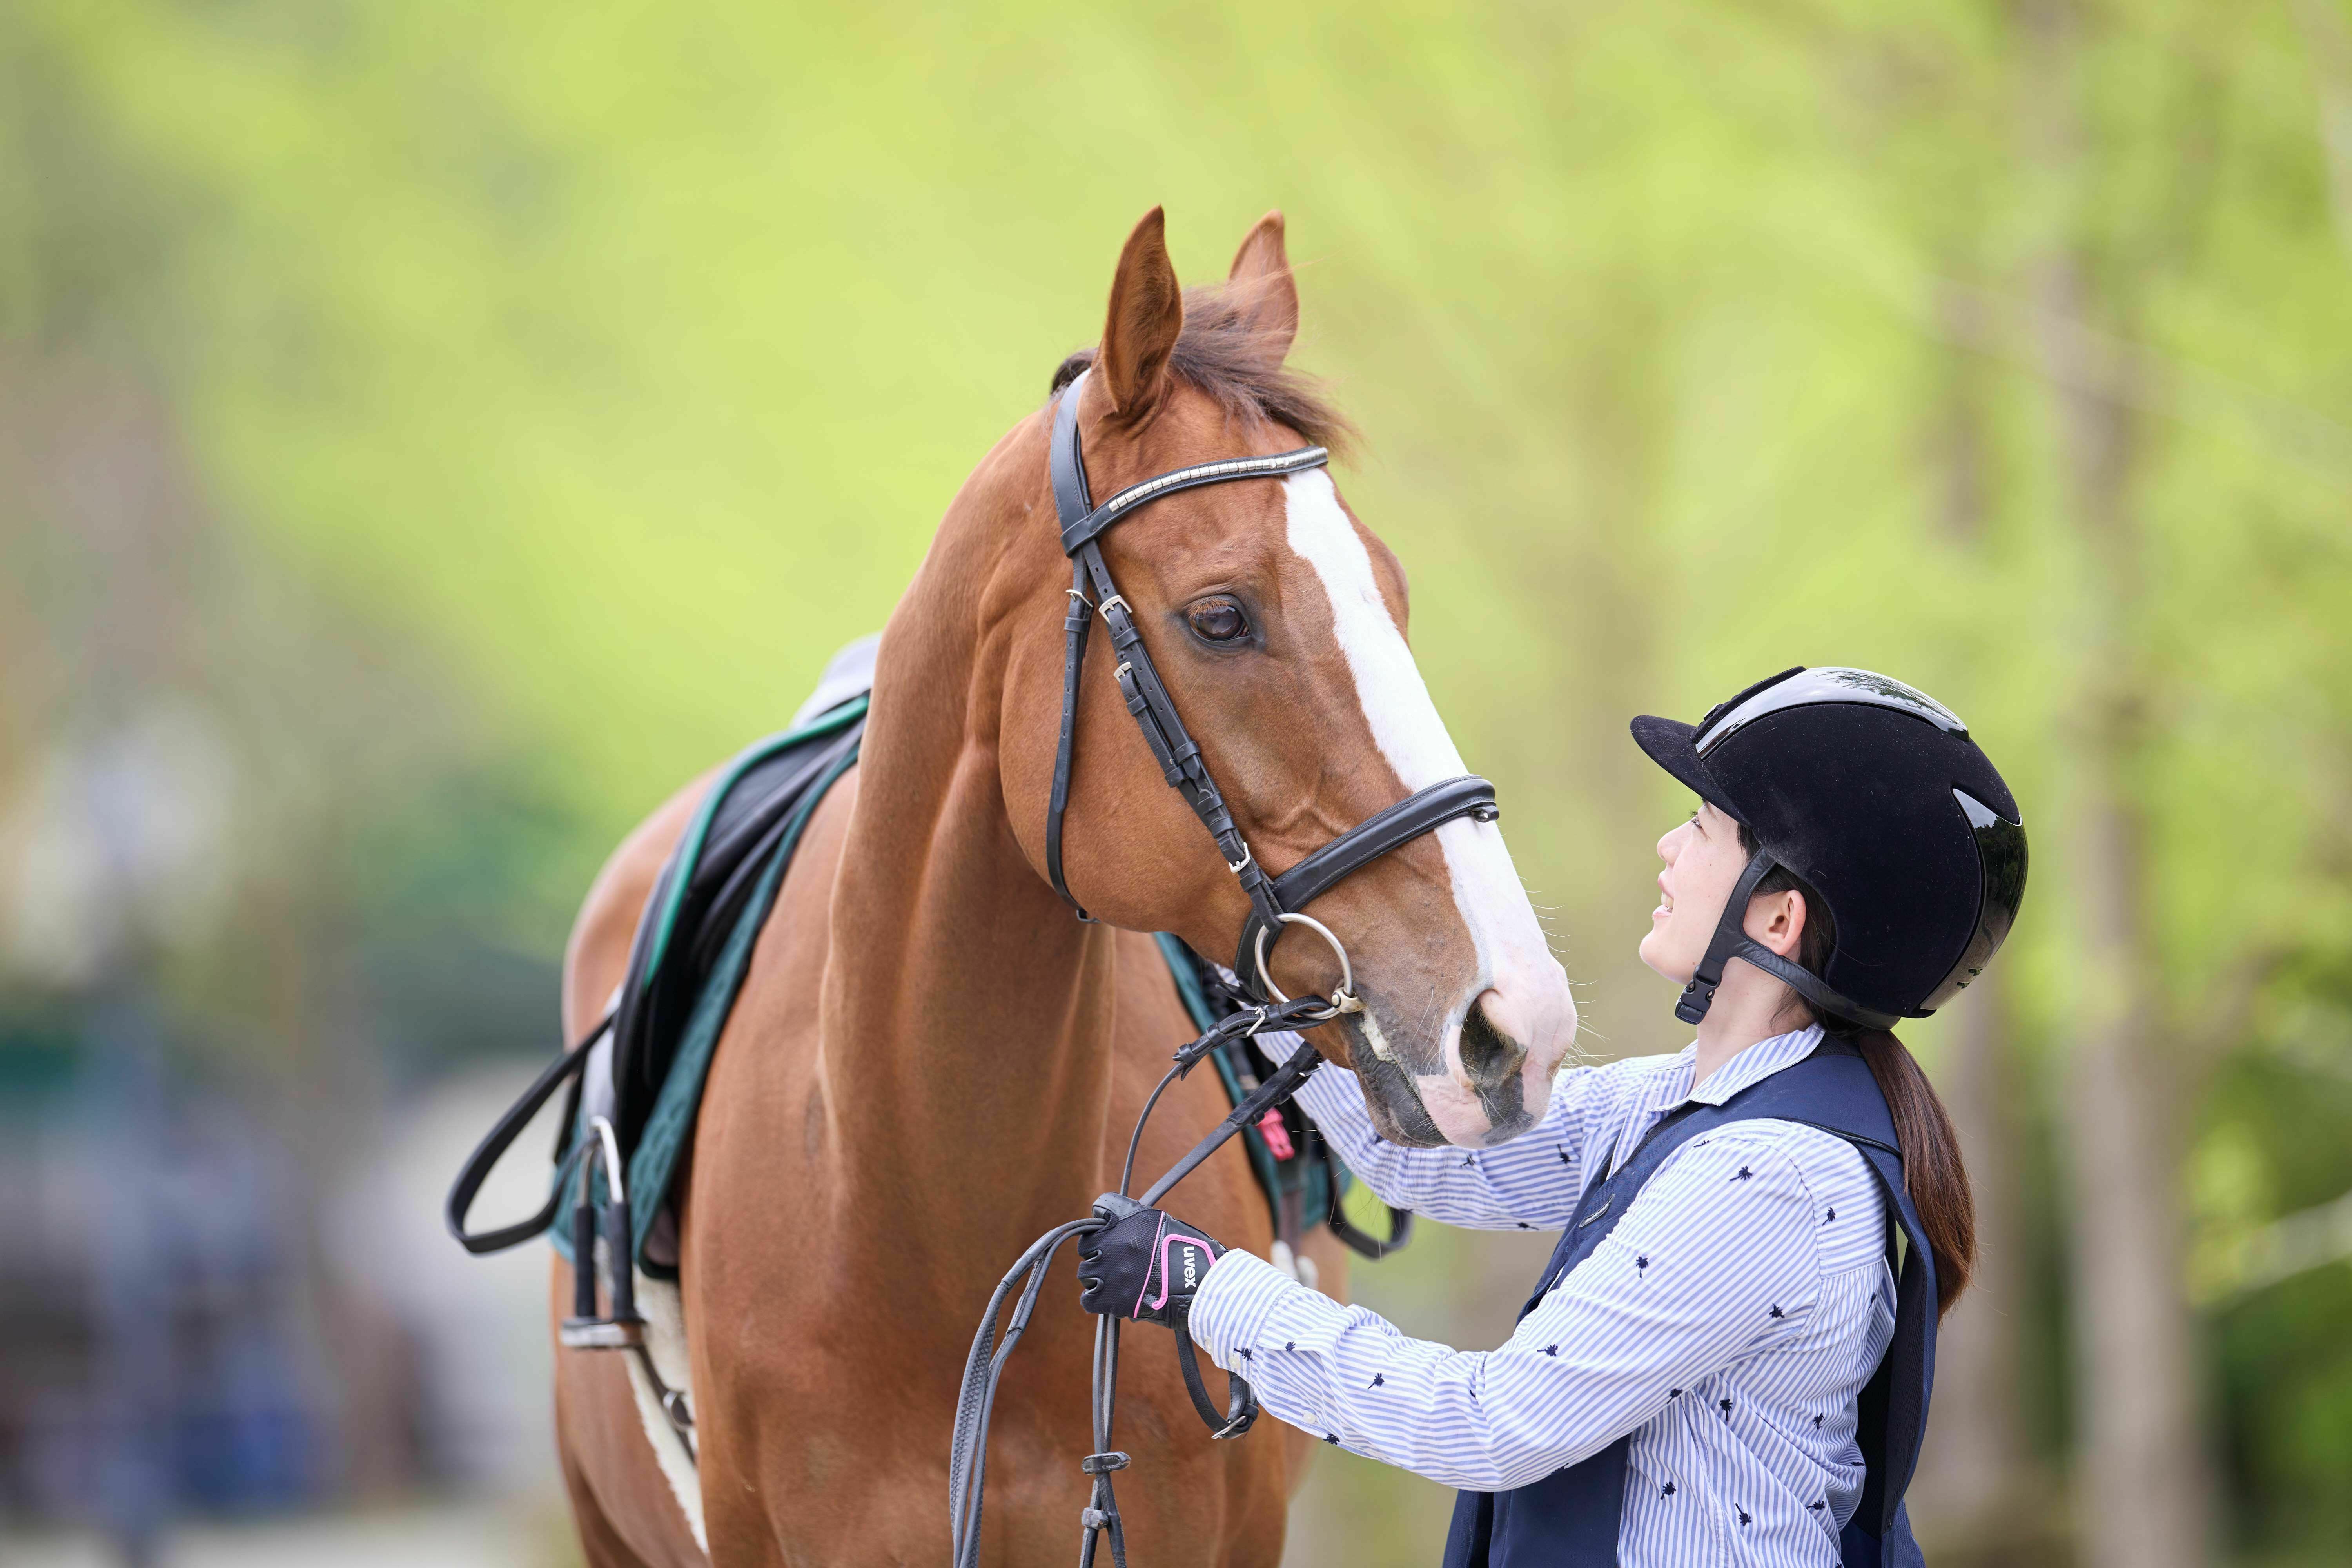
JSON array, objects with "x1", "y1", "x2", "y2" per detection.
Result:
[{"x1": 1044, "y1": 370, "x2": 1499, "y2": 995}]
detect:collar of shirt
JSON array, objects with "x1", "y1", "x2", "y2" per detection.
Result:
[
  {"x1": 1601, "y1": 1022, "x2": 1825, "y2": 1180},
  {"x1": 1686, "y1": 1021, "x2": 1826, "y2": 1107}
]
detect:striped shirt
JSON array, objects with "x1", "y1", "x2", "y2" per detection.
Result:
[{"x1": 1188, "y1": 1024, "x2": 1895, "y2": 1566}]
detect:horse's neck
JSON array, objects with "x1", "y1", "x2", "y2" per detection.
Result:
[{"x1": 817, "y1": 536, "x2": 1123, "y2": 1243}]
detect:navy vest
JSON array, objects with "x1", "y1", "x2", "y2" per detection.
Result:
[{"x1": 1441, "y1": 1042, "x2": 1933, "y2": 1568}]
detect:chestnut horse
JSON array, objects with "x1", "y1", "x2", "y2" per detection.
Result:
[{"x1": 549, "y1": 209, "x2": 1577, "y2": 1568}]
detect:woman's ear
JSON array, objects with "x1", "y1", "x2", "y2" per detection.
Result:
[
  {"x1": 1226, "y1": 209, "x2": 1299, "y2": 365},
  {"x1": 1099, "y1": 207, "x2": 1184, "y2": 418},
  {"x1": 1749, "y1": 888, "x2": 1809, "y2": 958}
]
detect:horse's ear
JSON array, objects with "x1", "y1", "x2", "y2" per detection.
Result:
[
  {"x1": 1099, "y1": 207, "x2": 1184, "y2": 417},
  {"x1": 1227, "y1": 210, "x2": 1298, "y2": 365}
]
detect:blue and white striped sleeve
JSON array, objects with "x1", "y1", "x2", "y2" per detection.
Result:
[
  {"x1": 1187, "y1": 1130, "x2": 1824, "y2": 1492},
  {"x1": 1290, "y1": 1052, "x2": 1600, "y2": 1231}
]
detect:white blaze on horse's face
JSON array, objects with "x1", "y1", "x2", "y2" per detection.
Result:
[{"x1": 1281, "y1": 470, "x2": 1577, "y2": 1146}]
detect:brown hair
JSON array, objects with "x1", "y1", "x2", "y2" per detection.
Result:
[
  {"x1": 1051, "y1": 281, "x2": 1357, "y2": 456},
  {"x1": 1742, "y1": 827, "x2": 1977, "y2": 1316}
]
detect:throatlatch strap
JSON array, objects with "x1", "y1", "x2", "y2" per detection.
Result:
[
  {"x1": 1048, "y1": 554, "x2": 1094, "y2": 917},
  {"x1": 1046, "y1": 388, "x2": 1097, "y2": 916}
]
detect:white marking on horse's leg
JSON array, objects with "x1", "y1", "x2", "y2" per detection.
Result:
[
  {"x1": 623, "y1": 1270, "x2": 708, "y2": 1553},
  {"x1": 1281, "y1": 470, "x2": 1574, "y2": 1132}
]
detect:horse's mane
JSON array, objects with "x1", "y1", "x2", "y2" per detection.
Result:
[{"x1": 1050, "y1": 280, "x2": 1356, "y2": 457}]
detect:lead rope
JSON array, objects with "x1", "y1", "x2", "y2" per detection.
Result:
[{"x1": 948, "y1": 997, "x2": 1335, "y2": 1568}]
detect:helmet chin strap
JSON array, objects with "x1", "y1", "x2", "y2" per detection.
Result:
[{"x1": 1675, "y1": 848, "x2": 1906, "y2": 1031}]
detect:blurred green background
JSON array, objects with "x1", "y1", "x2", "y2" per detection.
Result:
[{"x1": 5, "y1": 1, "x2": 2352, "y2": 1565}]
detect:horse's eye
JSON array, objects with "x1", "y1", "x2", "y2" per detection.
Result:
[{"x1": 1187, "y1": 597, "x2": 1250, "y2": 644}]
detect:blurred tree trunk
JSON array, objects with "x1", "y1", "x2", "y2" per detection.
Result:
[
  {"x1": 1908, "y1": 277, "x2": 2052, "y2": 1561},
  {"x1": 2021, "y1": 5, "x2": 2212, "y2": 1564},
  {"x1": 2292, "y1": 0, "x2": 2352, "y2": 255},
  {"x1": 1911, "y1": 976, "x2": 2049, "y2": 1562}
]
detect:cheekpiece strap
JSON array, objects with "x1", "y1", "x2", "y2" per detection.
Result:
[
  {"x1": 1041, "y1": 369, "x2": 1494, "y2": 998},
  {"x1": 1044, "y1": 367, "x2": 1303, "y2": 933}
]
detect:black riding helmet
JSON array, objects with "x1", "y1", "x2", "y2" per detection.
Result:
[{"x1": 1632, "y1": 667, "x2": 2028, "y2": 1030}]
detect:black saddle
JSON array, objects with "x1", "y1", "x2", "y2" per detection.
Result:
[
  {"x1": 443, "y1": 635, "x2": 875, "y2": 1270},
  {"x1": 603, "y1": 637, "x2": 877, "y2": 1160}
]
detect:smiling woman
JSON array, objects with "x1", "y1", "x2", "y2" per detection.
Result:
[
  {"x1": 1639, "y1": 802, "x2": 1740, "y2": 955},
  {"x1": 1642, "y1": 794, "x2": 1979, "y2": 1314},
  {"x1": 1091, "y1": 665, "x2": 2030, "y2": 1568}
]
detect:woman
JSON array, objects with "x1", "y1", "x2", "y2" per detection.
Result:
[{"x1": 1077, "y1": 666, "x2": 2029, "y2": 1568}]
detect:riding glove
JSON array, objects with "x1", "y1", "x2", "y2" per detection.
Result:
[{"x1": 1077, "y1": 1194, "x2": 1227, "y2": 1328}]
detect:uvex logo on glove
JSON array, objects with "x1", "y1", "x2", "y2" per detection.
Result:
[{"x1": 1077, "y1": 1194, "x2": 1228, "y2": 1328}]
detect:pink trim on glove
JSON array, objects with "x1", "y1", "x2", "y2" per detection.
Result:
[{"x1": 1146, "y1": 1233, "x2": 1217, "y2": 1312}]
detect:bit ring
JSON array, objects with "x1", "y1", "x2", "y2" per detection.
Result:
[{"x1": 1254, "y1": 913, "x2": 1364, "y2": 1021}]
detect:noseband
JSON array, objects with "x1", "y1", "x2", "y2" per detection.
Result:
[{"x1": 1044, "y1": 370, "x2": 1499, "y2": 1011}]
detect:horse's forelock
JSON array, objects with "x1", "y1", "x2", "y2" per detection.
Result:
[{"x1": 1046, "y1": 281, "x2": 1355, "y2": 457}]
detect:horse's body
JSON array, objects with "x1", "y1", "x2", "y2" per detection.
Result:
[{"x1": 546, "y1": 211, "x2": 1576, "y2": 1567}]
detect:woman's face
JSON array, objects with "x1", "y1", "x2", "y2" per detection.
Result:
[{"x1": 1639, "y1": 801, "x2": 1752, "y2": 983}]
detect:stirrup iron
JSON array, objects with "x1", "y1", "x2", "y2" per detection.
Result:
[{"x1": 559, "y1": 1117, "x2": 647, "y2": 1350}]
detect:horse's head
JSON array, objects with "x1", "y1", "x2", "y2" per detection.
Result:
[{"x1": 995, "y1": 209, "x2": 1575, "y2": 1148}]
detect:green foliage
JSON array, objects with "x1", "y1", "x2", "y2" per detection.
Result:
[
  {"x1": 7, "y1": 0, "x2": 2352, "y2": 1557},
  {"x1": 2200, "y1": 955, "x2": 2352, "y2": 1551}
]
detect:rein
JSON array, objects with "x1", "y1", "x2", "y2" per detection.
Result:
[
  {"x1": 949, "y1": 377, "x2": 1506, "y2": 1568},
  {"x1": 947, "y1": 997, "x2": 1332, "y2": 1568}
]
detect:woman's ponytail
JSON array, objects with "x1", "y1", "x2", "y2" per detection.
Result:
[
  {"x1": 1746, "y1": 831, "x2": 1978, "y2": 1317},
  {"x1": 1833, "y1": 1024, "x2": 1975, "y2": 1315}
]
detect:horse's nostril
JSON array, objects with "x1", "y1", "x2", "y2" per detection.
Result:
[{"x1": 1457, "y1": 996, "x2": 1527, "y2": 1088}]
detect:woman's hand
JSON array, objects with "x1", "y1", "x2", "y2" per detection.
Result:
[{"x1": 1076, "y1": 1194, "x2": 1228, "y2": 1328}]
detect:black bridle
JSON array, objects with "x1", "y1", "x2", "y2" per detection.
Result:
[
  {"x1": 947, "y1": 374, "x2": 1506, "y2": 1568},
  {"x1": 1044, "y1": 369, "x2": 1500, "y2": 1006}
]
